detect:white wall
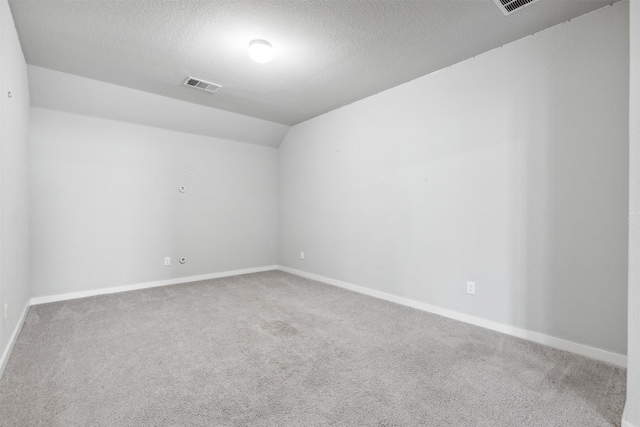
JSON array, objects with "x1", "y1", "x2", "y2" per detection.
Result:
[
  {"x1": 624, "y1": 0, "x2": 639, "y2": 424},
  {"x1": 0, "y1": 0, "x2": 30, "y2": 371},
  {"x1": 30, "y1": 107, "x2": 278, "y2": 298},
  {"x1": 279, "y1": 3, "x2": 629, "y2": 355}
]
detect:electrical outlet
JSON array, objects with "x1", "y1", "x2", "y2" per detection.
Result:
[
  {"x1": 300, "y1": 251, "x2": 305, "y2": 260},
  {"x1": 164, "y1": 257, "x2": 171, "y2": 266},
  {"x1": 467, "y1": 281, "x2": 476, "y2": 295},
  {"x1": 4, "y1": 304, "x2": 8, "y2": 323}
]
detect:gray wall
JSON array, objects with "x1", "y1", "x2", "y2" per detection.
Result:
[
  {"x1": 278, "y1": 3, "x2": 629, "y2": 354},
  {"x1": 624, "y1": 0, "x2": 639, "y2": 425},
  {"x1": 0, "y1": 0, "x2": 30, "y2": 366},
  {"x1": 29, "y1": 107, "x2": 278, "y2": 298}
]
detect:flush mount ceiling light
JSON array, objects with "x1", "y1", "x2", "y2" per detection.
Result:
[{"x1": 248, "y1": 39, "x2": 274, "y2": 64}]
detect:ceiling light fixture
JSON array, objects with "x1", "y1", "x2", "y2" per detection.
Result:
[{"x1": 248, "y1": 39, "x2": 274, "y2": 64}]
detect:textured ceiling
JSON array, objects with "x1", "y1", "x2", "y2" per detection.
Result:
[{"x1": 10, "y1": 0, "x2": 615, "y2": 126}]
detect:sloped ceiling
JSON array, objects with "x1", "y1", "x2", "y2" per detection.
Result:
[{"x1": 10, "y1": 0, "x2": 615, "y2": 126}]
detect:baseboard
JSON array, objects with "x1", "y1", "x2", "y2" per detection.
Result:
[
  {"x1": 30, "y1": 265, "x2": 278, "y2": 306},
  {"x1": 622, "y1": 402, "x2": 639, "y2": 427},
  {"x1": 0, "y1": 302, "x2": 30, "y2": 380},
  {"x1": 23, "y1": 264, "x2": 630, "y2": 368},
  {"x1": 277, "y1": 265, "x2": 627, "y2": 368}
]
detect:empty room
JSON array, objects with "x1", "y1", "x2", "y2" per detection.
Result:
[{"x1": 0, "y1": 0, "x2": 638, "y2": 425}]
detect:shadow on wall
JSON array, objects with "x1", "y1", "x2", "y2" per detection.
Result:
[{"x1": 508, "y1": 40, "x2": 628, "y2": 355}]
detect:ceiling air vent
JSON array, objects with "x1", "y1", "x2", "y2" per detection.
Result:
[
  {"x1": 493, "y1": 0, "x2": 540, "y2": 15},
  {"x1": 183, "y1": 77, "x2": 222, "y2": 93}
]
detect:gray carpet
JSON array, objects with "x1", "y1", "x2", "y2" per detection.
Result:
[{"x1": 0, "y1": 271, "x2": 626, "y2": 426}]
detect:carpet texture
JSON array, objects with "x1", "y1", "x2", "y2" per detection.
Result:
[{"x1": 0, "y1": 271, "x2": 626, "y2": 426}]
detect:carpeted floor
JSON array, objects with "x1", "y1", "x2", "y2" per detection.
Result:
[{"x1": 0, "y1": 270, "x2": 626, "y2": 426}]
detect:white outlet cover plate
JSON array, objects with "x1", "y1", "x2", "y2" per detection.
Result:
[{"x1": 467, "y1": 281, "x2": 476, "y2": 295}]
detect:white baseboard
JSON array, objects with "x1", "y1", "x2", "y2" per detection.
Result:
[
  {"x1": 622, "y1": 404, "x2": 639, "y2": 427},
  {"x1": 30, "y1": 265, "x2": 278, "y2": 306},
  {"x1": 0, "y1": 302, "x2": 30, "y2": 380},
  {"x1": 21, "y1": 263, "x2": 630, "y2": 368},
  {"x1": 277, "y1": 265, "x2": 627, "y2": 368}
]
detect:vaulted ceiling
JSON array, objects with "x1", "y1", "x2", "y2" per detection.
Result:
[{"x1": 10, "y1": 0, "x2": 615, "y2": 126}]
